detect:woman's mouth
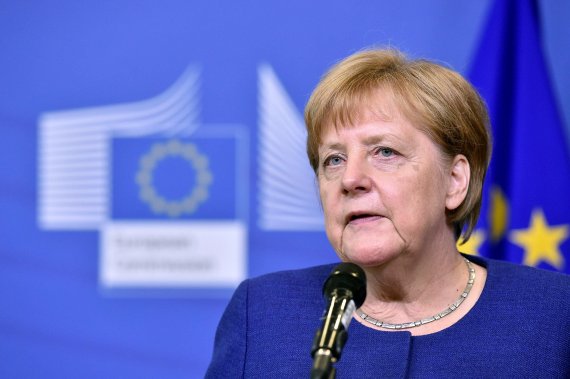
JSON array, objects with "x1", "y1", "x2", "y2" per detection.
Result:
[{"x1": 346, "y1": 213, "x2": 383, "y2": 225}]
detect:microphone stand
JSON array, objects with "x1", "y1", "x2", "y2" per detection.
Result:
[{"x1": 310, "y1": 290, "x2": 351, "y2": 379}]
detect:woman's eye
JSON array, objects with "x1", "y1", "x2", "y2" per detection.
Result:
[
  {"x1": 377, "y1": 147, "x2": 394, "y2": 157},
  {"x1": 324, "y1": 155, "x2": 343, "y2": 167}
]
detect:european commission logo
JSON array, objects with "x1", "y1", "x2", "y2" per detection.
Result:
[
  {"x1": 38, "y1": 63, "x2": 333, "y2": 292},
  {"x1": 38, "y1": 67, "x2": 249, "y2": 289}
]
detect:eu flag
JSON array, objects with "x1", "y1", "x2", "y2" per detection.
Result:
[{"x1": 466, "y1": 0, "x2": 570, "y2": 273}]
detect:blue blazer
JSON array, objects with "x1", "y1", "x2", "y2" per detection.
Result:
[{"x1": 206, "y1": 256, "x2": 570, "y2": 378}]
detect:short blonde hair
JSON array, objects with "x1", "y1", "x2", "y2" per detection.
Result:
[{"x1": 304, "y1": 48, "x2": 492, "y2": 242}]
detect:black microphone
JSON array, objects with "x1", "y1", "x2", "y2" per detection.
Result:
[{"x1": 311, "y1": 262, "x2": 367, "y2": 379}]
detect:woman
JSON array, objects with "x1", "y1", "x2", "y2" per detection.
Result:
[{"x1": 206, "y1": 49, "x2": 570, "y2": 378}]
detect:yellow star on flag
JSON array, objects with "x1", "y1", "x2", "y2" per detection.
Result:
[
  {"x1": 457, "y1": 229, "x2": 486, "y2": 256},
  {"x1": 509, "y1": 208, "x2": 568, "y2": 269}
]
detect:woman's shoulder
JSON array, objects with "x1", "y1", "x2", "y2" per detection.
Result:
[
  {"x1": 471, "y1": 254, "x2": 570, "y2": 305},
  {"x1": 480, "y1": 255, "x2": 569, "y2": 285}
]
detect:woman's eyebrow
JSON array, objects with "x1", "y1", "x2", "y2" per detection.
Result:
[
  {"x1": 319, "y1": 142, "x2": 344, "y2": 152},
  {"x1": 361, "y1": 133, "x2": 401, "y2": 146}
]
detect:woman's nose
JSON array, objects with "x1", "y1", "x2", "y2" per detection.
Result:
[{"x1": 341, "y1": 157, "x2": 372, "y2": 194}]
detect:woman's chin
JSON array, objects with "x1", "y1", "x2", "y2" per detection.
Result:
[{"x1": 340, "y1": 246, "x2": 398, "y2": 268}]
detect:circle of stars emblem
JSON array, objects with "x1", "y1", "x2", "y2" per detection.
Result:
[{"x1": 136, "y1": 140, "x2": 213, "y2": 217}]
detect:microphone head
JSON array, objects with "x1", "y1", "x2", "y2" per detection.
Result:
[{"x1": 323, "y1": 262, "x2": 367, "y2": 308}]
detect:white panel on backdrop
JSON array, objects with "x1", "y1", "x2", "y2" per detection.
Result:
[
  {"x1": 258, "y1": 64, "x2": 324, "y2": 230},
  {"x1": 101, "y1": 221, "x2": 246, "y2": 287}
]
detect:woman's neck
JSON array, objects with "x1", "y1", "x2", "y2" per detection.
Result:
[{"x1": 360, "y1": 248, "x2": 467, "y2": 321}]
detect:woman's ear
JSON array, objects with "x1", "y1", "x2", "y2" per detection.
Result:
[{"x1": 446, "y1": 154, "x2": 470, "y2": 211}]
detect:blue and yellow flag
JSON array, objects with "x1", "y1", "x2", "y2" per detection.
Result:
[{"x1": 465, "y1": 0, "x2": 570, "y2": 273}]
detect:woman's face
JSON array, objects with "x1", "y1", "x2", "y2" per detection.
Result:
[{"x1": 317, "y1": 95, "x2": 458, "y2": 268}]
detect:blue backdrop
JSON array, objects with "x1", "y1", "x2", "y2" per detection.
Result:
[{"x1": 1, "y1": 1, "x2": 569, "y2": 378}]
